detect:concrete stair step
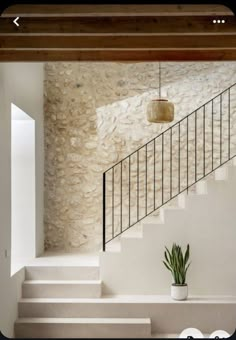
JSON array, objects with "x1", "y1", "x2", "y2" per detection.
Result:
[
  {"x1": 18, "y1": 295, "x2": 236, "y2": 335},
  {"x1": 195, "y1": 180, "x2": 208, "y2": 195},
  {"x1": 232, "y1": 156, "x2": 236, "y2": 167},
  {"x1": 15, "y1": 317, "x2": 151, "y2": 338},
  {"x1": 215, "y1": 166, "x2": 228, "y2": 180},
  {"x1": 25, "y1": 266, "x2": 100, "y2": 281},
  {"x1": 142, "y1": 215, "x2": 164, "y2": 226},
  {"x1": 121, "y1": 225, "x2": 143, "y2": 239},
  {"x1": 22, "y1": 280, "x2": 102, "y2": 298},
  {"x1": 159, "y1": 205, "x2": 185, "y2": 225},
  {"x1": 105, "y1": 239, "x2": 121, "y2": 253}
]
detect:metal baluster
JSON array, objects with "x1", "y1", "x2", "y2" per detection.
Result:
[
  {"x1": 187, "y1": 117, "x2": 189, "y2": 194},
  {"x1": 178, "y1": 123, "x2": 180, "y2": 193},
  {"x1": 120, "y1": 162, "x2": 122, "y2": 233},
  {"x1": 195, "y1": 111, "x2": 197, "y2": 182},
  {"x1": 145, "y1": 145, "x2": 148, "y2": 215},
  {"x1": 162, "y1": 134, "x2": 164, "y2": 204},
  {"x1": 103, "y1": 172, "x2": 106, "y2": 251},
  {"x1": 103, "y1": 83, "x2": 236, "y2": 251},
  {"x1": 154, "y1": 139, "x2": 156, "y2": 210},
  {"x1": 203, "y1": 105, "x2": 206, "y2": 176},
  {"x1": 170, "y1": 128, "x2": 172, "y2": 199},
  {"x1": 112, "y1": 167, "x2": 114, "y2": 238}
]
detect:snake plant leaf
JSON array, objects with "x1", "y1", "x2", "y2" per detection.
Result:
[
  {"x1": 184, "y1": 244, "x2": 190, "y2": 265},
  {"x1": 173, "y1": 271, "x2": 178, "y2": 283},
  {"x1": 177, "y1": 271, "x2": 182, "y2": 284},
  {"x1": 172, "y1": 250, "x2": 177, "y2": 270},
  {"x1": 185, "y1": 262, "x2": 191, "y2": 275},
  {"x1": 179, "y1": 269, "x2": 185, "y2": 284},
  {"x1": 164, "y1": 251, "x2": 171, "y2": 265},
  {"x1": 163, "y1": 261, "x2": 172, "y2": 272},
  {"x1": 165, "y1": 247, "x2": 172, "y2": 265},
  {"x1": 179, "y1": 247, "x2": 184, "y2": 267},
  {"x1": 171, "y1": 244, "x2": 175, "y2": 258},
  {"x1": 180, "y1": 276, "x2": 183, "y2": 284}
]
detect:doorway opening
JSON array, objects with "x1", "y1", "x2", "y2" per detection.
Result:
[{"x1": 11, "y1": 103, "x2": 36, "y2": 275}]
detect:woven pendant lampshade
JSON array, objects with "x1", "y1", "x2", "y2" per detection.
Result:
[{"x1": 147, "y1": 63, "x2": 174, "y2": 123}]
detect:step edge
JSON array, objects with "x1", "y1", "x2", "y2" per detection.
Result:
[
  {"x1": 15, "y1": 317, "x2": 151, "y2": 324},
  {"x1": 23, "y1": 280, "x2": 102, "y2": 285}
]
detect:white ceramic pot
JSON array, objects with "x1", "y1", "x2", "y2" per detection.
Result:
[
  {"x1": 146, "y1": 99, "x2": 174, "y2": 123},
  {"x1": 171, "y1": 284, "x2": 188, "y2": 301}
]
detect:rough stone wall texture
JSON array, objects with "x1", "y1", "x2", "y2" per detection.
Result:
[{"x1": 44, "y1": 62, "x2": 236, "y2": 252}]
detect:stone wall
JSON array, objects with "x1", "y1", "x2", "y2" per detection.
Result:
[{"x1": 44, "y1": 62, "x2": 236, "y2": 252}]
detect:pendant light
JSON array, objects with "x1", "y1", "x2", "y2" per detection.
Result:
[{"x1": 147, "y1": 62, "x2": 174, "y2": 123}]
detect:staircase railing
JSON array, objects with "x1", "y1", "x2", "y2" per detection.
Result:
[{"x1": 102, "y1": 83, "x2": 236, "y2": 251}]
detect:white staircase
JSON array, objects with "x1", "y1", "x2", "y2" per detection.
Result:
[
  {"x1": 24, "y1": 265, "x2": 100, "y2": 281},
  {"x1": 15, "y1": 264, "x2": 151, "y2": 338},
  {"x1": 101, "y1": 159, "x2": 236, "y2": 296},
  {"x1": 22, "y1": 280, "x2": 102, "y2": 298},
  {"x1": 15, "y1": 159, "x2": 236, "y2": 338},
  {"x1": 17, "y1": 294, "x2": 236, "y2": 337}
]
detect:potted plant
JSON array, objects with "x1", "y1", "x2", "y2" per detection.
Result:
[{"x1": 163, "y1": 243, "x2": 190, "y2": 301}]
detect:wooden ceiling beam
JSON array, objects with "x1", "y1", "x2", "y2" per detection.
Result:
[
  {"x1": 1, "y1": 6, "x2": 235, "y2": 61},
  {"x1": 0, "y1": 16, "x2": 235, "y2": 35},
  {"x1": 0, "y1": 49, "x2": 236, "y2": 62},
  {"x1": 1, "y1": 35, "x2": 236, "y2": 49},
  {"x1": 2, "y1": 4, "x2": 233, "y2": 17}
]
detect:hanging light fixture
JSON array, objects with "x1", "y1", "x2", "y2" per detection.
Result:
[{"x1": 146, "y1": 62, "x2": 174, "y2": 123}]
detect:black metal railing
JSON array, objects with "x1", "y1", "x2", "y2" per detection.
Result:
[{"x1": 102, "y1": 83, "x2": 236, "y2": 251}]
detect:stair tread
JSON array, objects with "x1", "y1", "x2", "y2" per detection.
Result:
[
  {"x1": 162, "y1": 206, "x2": 182, "y2": 210},
  {"x1": 26, "y1": 265, "x2": 99, "y2": 268},
  {"x1": 142, "y1": 217, "x2": 164, "y2": 224},
  {"x1": 23, "y1": 280, "x2": 101, "y2": 285},
  {"x1": 16, "y1": 317, "x2": 151, "y2": 324},
  {"x1": 121, "y1": 232, "x2": 142, "y2": 238},
  {"x1": 19, "y1": 295, "x2": 236, "y2": 304}
]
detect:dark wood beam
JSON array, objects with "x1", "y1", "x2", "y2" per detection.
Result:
[
  {"x1": 1, "y1": 35, "x2": 236, "y2": 49},
  {"x1": 0, "y1": 49, "x2": 236, "y2": 62},
  {"x1": 1, "y1": 6, "x2": 235, "y2": 62},
  {"x1": 0, "y1": 16, "x2": 235, "y2": 35},
  {"x1": 2, "y1": 5, "x2": 232, "y2": 17}
]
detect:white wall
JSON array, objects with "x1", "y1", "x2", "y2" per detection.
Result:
[
  {"x1": 11, "y1": 106, "x2": 36, "y2": 275},
  {"x1": 0, "y1": 63, "x2": 44, "y2": 337},
  {"x1": 100, "y1": 164, "x2": 236, "y2": 296}
]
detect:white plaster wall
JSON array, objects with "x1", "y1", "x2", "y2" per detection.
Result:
[
  {"x1": 100, "y1": 164, "x2": 236, "y2": 296},
  {"x1": 11, "y1": 116, "x2": 35, "y2": 275},
  {"x1": 0, "y1": 63, "x2": 44, "y2": 337}
]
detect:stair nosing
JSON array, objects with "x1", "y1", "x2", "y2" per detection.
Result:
[
  {"x1": 18, "y1": 295, "x2": 236, "y2": 304},
  {"x1": 15, "y1": 317, "x2": 151, "y2": 324},
  {"x1": 23, "y1": 280, "x2": 102, "y2": 285}
]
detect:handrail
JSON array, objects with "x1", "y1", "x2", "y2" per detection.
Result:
[{"x1": 102, "y1": 83, "x2": 236, "y2": 251}]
